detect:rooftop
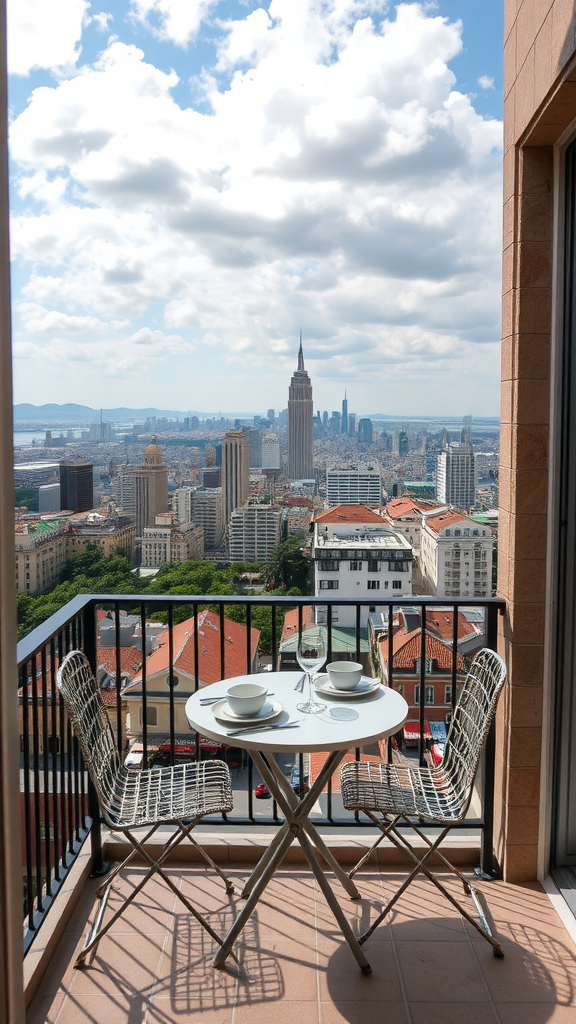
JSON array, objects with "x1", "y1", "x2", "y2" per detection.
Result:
[
  {"x1": 314, "y1": 505, "x2": 384, "y2": 524},
  {"x1": 314, "y1": 532, "x2": 412, "y2": 551}
]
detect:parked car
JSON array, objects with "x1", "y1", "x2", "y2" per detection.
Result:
[{"x1": 254, "y1": 782, "x2": 271, "y2": 799}]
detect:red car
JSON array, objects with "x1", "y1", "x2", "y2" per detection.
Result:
[{"x1": 254, "y1": 783, "x2": 271, "y2": 799}]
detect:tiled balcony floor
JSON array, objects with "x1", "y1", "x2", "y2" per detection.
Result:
[{"x1": 28, "y1": 862, "x2": 576, "y2": 1024}]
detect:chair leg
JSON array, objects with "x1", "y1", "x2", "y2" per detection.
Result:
[
  {"x1": 75, "y1": 822, "x2": 232, "y2": 968},
  {"x1": 357, "y1": 817, "x2": 504, "y2": 958},
  {"x1": 177, "y1": 820, "x2": 235, "y2": 893},
  {"x1": 347, "y1": 812, "x2": 402, "y2": 879}
]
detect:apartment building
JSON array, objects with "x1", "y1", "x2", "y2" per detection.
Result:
[
  {"x1": 312, "y1": 505, "x2": 412, "y2": 627},
  {"x1": 325, "y1": 463, "x2": 382, "y2": 506},
  {"x1": 191, "y1": 487, "x2": 224, "y2": 550},
  {"x1": 435, "y1": 442, "x2": 476, "y2": 511},
  {"x1": 384, "y1": 497, "x2": 446, "y2": 556},
  {"x1": 139, "y1": 514, "x2": 204, "y2": 568},
  {"x1": 420, "y1": 510, "x2": 494, "y2": 599},
  {"x1": 228, "y1": 504, "x2": 281, "y2": 562}
]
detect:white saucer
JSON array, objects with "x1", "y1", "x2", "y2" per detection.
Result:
[
  {"x1": 313, "y1": 675, "x2": 381, "y2": 699},
  {"x1": 211, "y1": 698, "x2": 283, "y2": 725}
]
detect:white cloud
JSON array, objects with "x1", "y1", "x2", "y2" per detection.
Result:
[
  {"x1": 129, "y1": 0, "x2": 217, "y2": 46},
  {"x1": 7, "y1": 0, "x2": 89, "y2": 76},
  {"x1": 9, "y1": 1, "x2": 503, "y2": 412},
  {"x1": 478, "y1": 75, "x2": 495, "y2": 90},
  {"x1": 92, "y1": 12, "x2": 114, "y2": 32}
]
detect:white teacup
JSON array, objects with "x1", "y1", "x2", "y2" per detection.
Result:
[
  {"x1": 227, "y1": 681, "x2": 268, "y2": 716},
  {"x1": 326, "y1": 662, "x2": 363, "y2": 691}
]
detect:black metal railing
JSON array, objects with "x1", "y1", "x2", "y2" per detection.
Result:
[{"x1": 17, "y1": 593, "x2": 505, "y2": 952}]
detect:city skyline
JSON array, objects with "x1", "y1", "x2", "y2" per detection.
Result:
[{"x1": 8, "y1": 1, "x2": 503, "y2": 416}]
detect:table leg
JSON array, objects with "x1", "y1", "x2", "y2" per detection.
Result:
[
  {"x1": 265, "y1": 755, "x2": 362, "y2": 900},
  {"x1": 296, "y1": 828, "x2": 372, "y2": 974},
  {"x1": 213, "y1": 827, "x2": 294, "y2": 970},
  {"x1": 240, "y1": 820, "x2": 290, "y2": 898}
]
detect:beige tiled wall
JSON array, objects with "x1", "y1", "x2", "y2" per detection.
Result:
[{"x1": 498, "y1": 2, "x2": 576, "y2": 881}]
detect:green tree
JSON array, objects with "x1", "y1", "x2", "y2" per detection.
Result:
[{"x1": 263, "y1": 537, "x2": 311, "y2": 594}]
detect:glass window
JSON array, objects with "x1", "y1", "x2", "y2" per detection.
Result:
[
  {"x1": 392, "y1": 580, "x2": 402, "y2": 590},
  {"x1": 367, "y1": 580, "x2": 380, "y2": 590},
  {"x1": 319, "y1": 580, "x2": 339, "y2": 590},
  {"x1": 445, "y1": 685, "x2": 452, "y2": 705},
  {"x1": 321, "y1": 560, "x2": 339, "y2": 571},
  {"x1": 140, "y1": 706, "x2": 158, "y2": 726},
  {"x1": 425, "y1": 685, "x2": 434, "y2": 705},
  {"x1": 455, "y1": 529, "x2": 461, "y2": 537},
  {"x1": 367, "y1": 560, "x2": 380, "y2": 572},
  {"x1": 349, "y1": 561, "x2": 362, "y2": 571}
]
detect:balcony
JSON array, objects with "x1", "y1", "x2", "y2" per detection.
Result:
[{"x1": 14, "y1": 594, "x2": 576, "y2": 1021}]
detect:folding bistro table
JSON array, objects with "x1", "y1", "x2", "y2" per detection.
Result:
[{"x1": 185, "y1": 671, "x2": 408, "y2": 974}]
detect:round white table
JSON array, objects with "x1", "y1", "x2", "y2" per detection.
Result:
[{"x1": 185, "y1": 671, "x2": 408, "y2": 975}]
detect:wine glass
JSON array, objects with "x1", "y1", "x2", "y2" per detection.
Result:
[{"x1": 296, "y1": 628, "x2": 327, "y2": 714}]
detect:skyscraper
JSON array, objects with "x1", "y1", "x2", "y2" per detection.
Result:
[
  {"x1": 357, "y1": 419, "x2": 373, "y2": 445},
  {"x1": 435, "y1": 442, "x2": 476, "y2": 510},
  {"x1": 341, "y1": 392, "x2": 348, "y2": 433},
  {"x1": 221, "y1": 430, "x2": 250, "y2": 523},
  {"x1": 288, "y1": 334, "x2": 314, "y2": 479},
  {"x1": 60, "y1": 459, "x2": 93, "y2": 512}
]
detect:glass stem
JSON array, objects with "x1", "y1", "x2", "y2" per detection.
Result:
[{"x1": 308, "y1": 671, "x2": 313, "y2": 704}]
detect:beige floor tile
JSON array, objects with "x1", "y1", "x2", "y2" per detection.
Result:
[
  {"x1": 318, "y1": 939, "x2": 402, "y2": 1002},
  {"x1": 394, "y1": 940, "x2": 489, "y2": 1003},
  {"x1": 320, "y1": 1001, "x2": 408, "y2": 1024},
  {"x1": 408, "y1": 1004, "x2": 499, "y2": 1024},
  {"x1": 496, "y1": 1004, "x2": 576, "y2": 1024},
  {"x1": 234, "y1": 1000, "x2": 318, "y2": 1024}
]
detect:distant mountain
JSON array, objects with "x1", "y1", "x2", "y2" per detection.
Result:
[{"x1": 14, "y1": 404, "x2": 197, "y2": 422}]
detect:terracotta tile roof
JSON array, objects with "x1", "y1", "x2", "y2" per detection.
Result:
[
  {"x1": 97, "y1": 645, "x2": 142, "y2": 681},
  {"x1": 386, "y1": 498, "x2": 435, "y2": 518},
  {"x1": 424, "y1": 610, "x2": 477, "y2": 642},
  {"x1": 381, "y1": 628, "x2": 463, "y2": 671},
  {"x1": 282, "y1": 606, "x2": 316, "y2": 641},
  {"x1": 424, "y1": 511, "x2": 466, "y2": 533},
  {"x1": 131, "y1": 610, "x2": 260, "y2": 687},
  {"x1": 314, "y1": 505, "x2": 383, "y2": 524}
]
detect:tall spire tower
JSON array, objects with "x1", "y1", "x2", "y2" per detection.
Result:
[
  {"x1": 341, "y1": 390, "x2": 348, "y2": 434},
  {"x1": 288, "y1": 334, "x2": 314, "y2": 480}
]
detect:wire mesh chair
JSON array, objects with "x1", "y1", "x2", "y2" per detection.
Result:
[
  {"x1": 57, "y1": 650, "x2": 235, "y2": 968},
  {"x1": 340, "y1": 648, "x2": 507, "y2": 956}
]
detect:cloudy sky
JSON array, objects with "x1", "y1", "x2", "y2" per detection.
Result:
[{"x1": 8, "y1": 1, "x2": 503, "y2": 417}]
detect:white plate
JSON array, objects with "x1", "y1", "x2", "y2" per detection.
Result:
[
  {"x1": 211, "y1": 698, "x2": 283, "y2": 725},
  {"x1": 313, "y1": 674, "x2": 381, "y2": 699}
]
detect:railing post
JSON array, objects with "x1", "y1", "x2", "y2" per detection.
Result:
[
  {"x1": 477, "y1": 602, "x2": 499, "y2": 879},
  {"x1": 82, "y1": 602, "x2": 107, "y2": 877}
]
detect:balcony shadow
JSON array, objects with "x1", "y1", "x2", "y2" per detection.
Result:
[{"x1": 323, "y1": 915, "x2": 576, "y2": 1018}]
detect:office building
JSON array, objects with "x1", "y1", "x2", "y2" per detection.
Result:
[
  {"x1": 347, "y1": 413, "x2": 356, "y2": 437},
  {"x1": 242, "y1": 426, "x2": 262, "y2": 468},
  {"x1": 192, "y1": 487, "x2": 224, "y2": 549},
  {"x1": 288, "y1": 335, "x2": 314, "y2": 479},
  {"x1": 357, "y1": 419, "x2": 373, "y2": 445},
  {"x1": 420, "y1": 509, "x2": 494, "y2": 599},
  {"x1": 341, "y1": 393, "x2": 348, "y2": 434},
  {"x1": 140, "y1": 514, "x2": 204, "y2": 567},
  {"x1": 59, "y1": 459, "x2": 93, "y2": 513},
  {"x1": 38, "y1": 483, "x2": 60, "y2": 513},
  {"x1": 435, "y1": 442, "x2": 476, "y2": 511},
  {"x1": 312, "y1": 505, "x2": 412, "y2": 627},
  {"x1": 228, "y1": 504, "x2": 281, "y2": 562},
  {"x1": 221, "y1": 430, "x2": 250, "y2": 524},
  {"x1": 14, "y1": 462, "x2": 59, "y2": 488},
  {"x1": 326, "y1": 464, "x2": 382, "y2": 506},
  {"x1": 201, "y1": 467, "x2": 220, "y2": 488},
  {"x1": 174, "y1": 486, "x2": 195, "y2": 525},
  {"x1": 261, "y1": 433, "x2": 281, "y2": 470},
  {"x1": 398, "y1": 431, "x2": 409, "y2": 457},
  {"x1": 115, "y1": 439, "x2": 169, "y2": 538}
]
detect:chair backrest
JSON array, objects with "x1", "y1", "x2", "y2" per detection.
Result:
[
  {"x1": 57, "y1": 650, "x2": 121, "y2": 813},
  {"x1": 440, "y1": 648, "x2": 506, "y2": 815}
]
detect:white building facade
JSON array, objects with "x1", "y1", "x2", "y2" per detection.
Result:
[
  {"x1": 261, "y1": 433, "x2": 281, "y2": 470},
  {"x1": 435, "y1": 442, "x2": 476, "y2": 510},
  {"x1": 312, "y1": 505, "x2": 413, "y2": 627},
  {"x1": 139, "y1": 514, "x2": 204, "y2": 568},
  {"x1": 420, "y1": 510, "x2": 494, "y2": 599},
  {"x1": 229, "y1": 504, "x2": 281, "y2": 562},
  {"x1": 326, "y1": 463, "x2": 382, "y2": 506}
]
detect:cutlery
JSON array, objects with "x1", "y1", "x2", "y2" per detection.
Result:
[
  {"x1": 200, "y1": 693, "x2": 274, "y2": 705},
  {"x1": 226, "y1": 720, "x2": 302, "y2": 737}
]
